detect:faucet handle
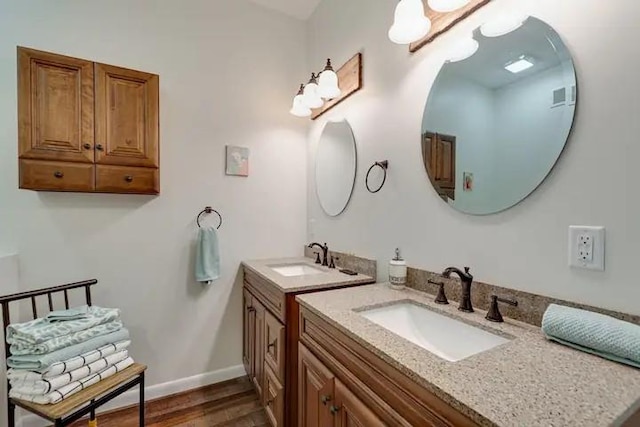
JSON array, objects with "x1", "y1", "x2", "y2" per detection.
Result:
[
  {"x1": 429, "y1": 280, "x2": 448, "y2": 305},
  {"x1": 464, "y1": 266, "x2": 470, "y2": 274},
  {"x1": 314, "y1": 252, "x2": 322, "y2": 264},
  {"x1": 485, "y1": 295, "x2": 518, "y2": 323}
]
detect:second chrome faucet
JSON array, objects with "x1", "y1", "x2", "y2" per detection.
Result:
[{"x1": 441, "y1": 266, "x2": 474, "y2": 313}]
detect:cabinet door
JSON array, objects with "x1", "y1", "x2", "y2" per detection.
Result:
[
  {"x1": 253, "y1": 298, "x2": 266, "y2": 401},
  {"x1": 94, "y1": 63, "x2": 159, "y2": 168},
  {"x1": 242, "y1": 288, "x2": 254, "y2": 378},
  {"x1": 264, "y1": 365, "x2": 284, "y2": 427},
  {"x1": 299, "y1": 344, "x2": 335, "y2": 427},
  {"x1": 18, "y1": 47, "x2": 95, "y2": 163},
  {"x1": 264, "y1": 310, "x2": 285, "y2": 383},
  {"x1": 334, "y1": 380, "x2": 385, "y2": 427}
]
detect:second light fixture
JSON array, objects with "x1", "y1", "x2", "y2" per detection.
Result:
[{"x1": 289, "y1": 59, "x2": 342, "y2": 118}]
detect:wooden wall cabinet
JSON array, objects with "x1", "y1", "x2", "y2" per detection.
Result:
[
  {"x1": 18, "y1": 47, "x2": 159, "y2": 194},
  {"x1": 242, "y1": 268, "x2": 374, "y2": 427}
]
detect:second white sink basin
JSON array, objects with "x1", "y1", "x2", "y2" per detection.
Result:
[
  {"x1": 360, "y1": 302, "x2": 510, "y2": 362},
  {"x1": 269, "y1": 263, "x2": 325, "y2": 277}
]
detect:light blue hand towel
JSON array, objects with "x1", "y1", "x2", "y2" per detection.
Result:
[
  {"x1": 195, "y1": 226, "x2": 220, "y2": 284},
  {"x1": 542, "y1": 304, "x2": 640, "y2": 369}
]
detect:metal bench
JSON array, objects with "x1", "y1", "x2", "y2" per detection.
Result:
[{"x1": 1, "y1": 279, "x2": 146, "y2": 427}]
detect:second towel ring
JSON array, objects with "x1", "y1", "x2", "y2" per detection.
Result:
[
  {"x1": 366, "y1": 160, "x2": 389, "y2": 193},
  {"x1": 197, "y1": 206, "x2": 223, "y2": 229}
]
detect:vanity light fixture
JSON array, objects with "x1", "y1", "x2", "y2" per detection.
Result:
[
  {"x1": 302, "y1": 73, "x2": 325, "y2": 109},
  {"x1": 446, "y1": 35, "x2": 479, "y2": 62},
  {"x1": 388, "y1": 0, "x2": 432, "y2": 45},
  {"x1": 317, "y1": 59, "x2": 341, "y2": 100},
  {"x1": 480, "y1": 13, "x2": 528, "y2": 38},
  {"x1": 428, "y1": 0, "x2": 471, "y2": 13},
  {"x1": 505, "y1": 55, "x2": 534, "y2": 73},
  {"x1": 289, "y1": 84, "x2": 312, "y2": 117}
]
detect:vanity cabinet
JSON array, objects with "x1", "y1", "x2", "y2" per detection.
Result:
[
  {"x1": 18, "y1": 47, "x2": 159, "y2": 194},
  {"x1": 298, "y1": 306, "x2": 479, "y2": 427},
  {"x1": 242, "y1": 266, "x2": 374, "y2": 427}
]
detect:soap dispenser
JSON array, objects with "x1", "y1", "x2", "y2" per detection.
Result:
[{"x1": 389, "y1": 248, "x2": 407, "y2": 290}]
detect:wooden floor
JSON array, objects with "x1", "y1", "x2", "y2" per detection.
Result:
[{"x1": 69, "y1": 376, "x2": 267, "y2": 427}]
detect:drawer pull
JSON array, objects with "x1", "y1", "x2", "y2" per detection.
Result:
[
  {"x1": 321, "y1": 395, "x2": 332, "y2": 405},
  {"x1": 83, "y1": 143, "x2": 92, "y2": 150},
  {"x1": 53, "y1": 171, "x2": 64, "y2": 178},
  {"x1": 267, "y1": 398, "x2": 274, "y2": 406},
  {"x1": 267, "y1": 339, "x2": 277, "y2": 350},
  {"x1": 330, "y1": 405, "x2": 340, "y2": 415},
  {"x1": 95, "y1": 144, "x2": 104, "y2": 151},
  {"x1": 124, "y1": 175, "x2": 134, "y2": 183}
]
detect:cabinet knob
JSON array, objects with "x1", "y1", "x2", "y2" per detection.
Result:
[
  {"x1": 95, "y1": 144, "x2": 104, "y2": 151},
  {"x1": 266, "y1": 398, "x2": 274, "y2": 406},
  {"x1": 321, "y1": 395, "x2": 332, "y2": 405},
  {"x1": 248, "y1": 307, "x2": 256, "y2": 313},
  {"x1": 124, "y1": 175, "x2": 134, "y2": 183},
  {"x1": 330, "y1": 405, "x2": 340, "y2": 415},
  {"x1": 53, "y1": 171, "x2": 64, "y2": 178},
  {"x1": 267, "y1": 339, "x2": 277, "y2": 350},
  {"x1": 83, "y1": 143, "x2": 92, "y2": 150}
]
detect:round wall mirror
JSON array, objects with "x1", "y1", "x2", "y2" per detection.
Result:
[
  {"x1": 315, "y1": 120, "x2": 357, "y2": 216},
  {"x1": 421, "y1": 16, "x2": 577, "y2": 215}
]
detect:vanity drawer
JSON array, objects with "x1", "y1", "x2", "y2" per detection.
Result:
[
  {"x1": 20, "y1": 160, "x2": 94, "y2": 192},
  {"x1": 244, "y1": 269, "x2": 286, "y2": 323},
  {"x1": 264, "y1": 364, "x2": 284, "y2": 427},
  {"x1": 95, "y1": 165, "x2": 159, "y2": 194},
  {"x1": 264, "y1": 309, "x2": 285, "y2": 384}
]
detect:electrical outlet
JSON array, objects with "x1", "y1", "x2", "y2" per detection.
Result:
[{"x1": 569, "y1": 226, "x2": 605, "y2": 271}]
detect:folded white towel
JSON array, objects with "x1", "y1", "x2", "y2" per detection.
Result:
[
  {"x1": 7, "y1": 340, "x2": 130, "y2": 381},
  {"x1": 10, "y1": 350, "x2": 129, "y2": 395},
  {"x1": 10, "y1": 357, "x2": 134, "y2": 405}
]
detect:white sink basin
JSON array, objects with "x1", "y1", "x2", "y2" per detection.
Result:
[
  {"x1": 359, "y1": 302, "x2": 510, "y2": 362},
  {"x1": 269, "y1": 263, "x2": 325, "y2": 277}
]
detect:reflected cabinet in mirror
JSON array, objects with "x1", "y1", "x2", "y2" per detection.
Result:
[
  {"x1": 315, "y1": 120, "x2": 357, "y2": 216},
  {"x1": 422, "y1": 16, "x2": 577, "y2": 215}
]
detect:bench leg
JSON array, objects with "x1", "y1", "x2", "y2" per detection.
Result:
[
  {"x1": 139, "y1": 372, "x2": 145, "y2": 426},
  {"x1": 89, "y1": 398, "x2": 97, "y2": 426},
  {"x1": 8, "y1": 399, "x2": 15, "y2": 427}
]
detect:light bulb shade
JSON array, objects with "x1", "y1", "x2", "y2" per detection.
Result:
[
  {"x1": 303, "y1": 83, "x2": 325, "y2": 109},
  {"x1": 317, "y1": 69, "x2": 341, "y2": 100},
  {"x1": 388, "y1": 0, "x2": 432, "y2": 45},
  {"x1": 480, "y1": 14, "x2": 528, "y2": 38},
  {"x1": 427, "y1": 0, "x2": 470, "y2": 13},
  {"x1": 446, "y1": 37, "x2": 479, "y2": 62},
  {"x1": 290, "y1": 94, "x2": 311, "y2": 117}
]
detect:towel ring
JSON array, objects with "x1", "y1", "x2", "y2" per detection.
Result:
[
  {"x1": 366, "y1": 160, "x2": 389, "y2": 193},
  {"x1": 197, "y1": 206, "x2": 222, "y2": 229}
]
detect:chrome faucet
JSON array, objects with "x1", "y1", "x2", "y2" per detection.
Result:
[
  {"x1": 308, "y1": 242, "x2": 329, "y2": 266},
  {"x1": 442, "y1": 266, "x2": 474, "y2": 313}
]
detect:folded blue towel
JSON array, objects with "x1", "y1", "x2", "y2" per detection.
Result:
[
  {"x1": 542, "y1": 304, "x2": 640, "y2": 368},
  {"x1": 45, "y1": 305, "x2": 89, "y2": 322},
  {"x1": 195, "y1": 226, "x2": 220, "y2": 284},
  {"x1": 7, "y1": 328, "x2": 130, "y2": 370}
]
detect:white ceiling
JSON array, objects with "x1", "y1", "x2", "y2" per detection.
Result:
[{"x1": 247, "y1": 0, "x2": 322, "y2": 20}]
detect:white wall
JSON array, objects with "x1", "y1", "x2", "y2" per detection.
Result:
[
  {"x1": 0, "y1": 0, "x2": 308, "y2": 390},
  {"x1": 0, "y1": 254, "x2": 19, "y2": 427},
  {"x1": 306, "y1": 0, "x2": 640, "y2": 315},
  {"x1": 493, "y1": 63, "x2": 575, "y2": 210}
]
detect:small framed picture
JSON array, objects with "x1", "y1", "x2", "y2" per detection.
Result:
[
  {"x1": 225, "y1": 146, "x2": 249, "y2": 177},
  {"x1": 463, "y1": 172, "x2": 473, "y2": 192}
]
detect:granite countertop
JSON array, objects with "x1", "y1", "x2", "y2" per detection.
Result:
[
  {"x1": 242, "y1": 257, "x2": 375, "y2": 293},
  {"x1": 296, "y1": 283, "x2": 640, "y2": 427}
]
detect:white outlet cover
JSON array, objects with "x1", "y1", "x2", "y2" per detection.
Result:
[{"x1": 568, "y1": 226, "x2": 605, "y2": 271}]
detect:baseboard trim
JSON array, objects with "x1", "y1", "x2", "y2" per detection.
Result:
[{"x1": 20, "y1": 364, "x2": 246, "y2": 427}]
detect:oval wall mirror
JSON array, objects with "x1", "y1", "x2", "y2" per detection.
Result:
[
  {"x1": 315, "y1": 120, "x2": 357, "y2": 216},
  {"x1": 421, "y1": 16, "x2": 577, "y2": 215}
]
